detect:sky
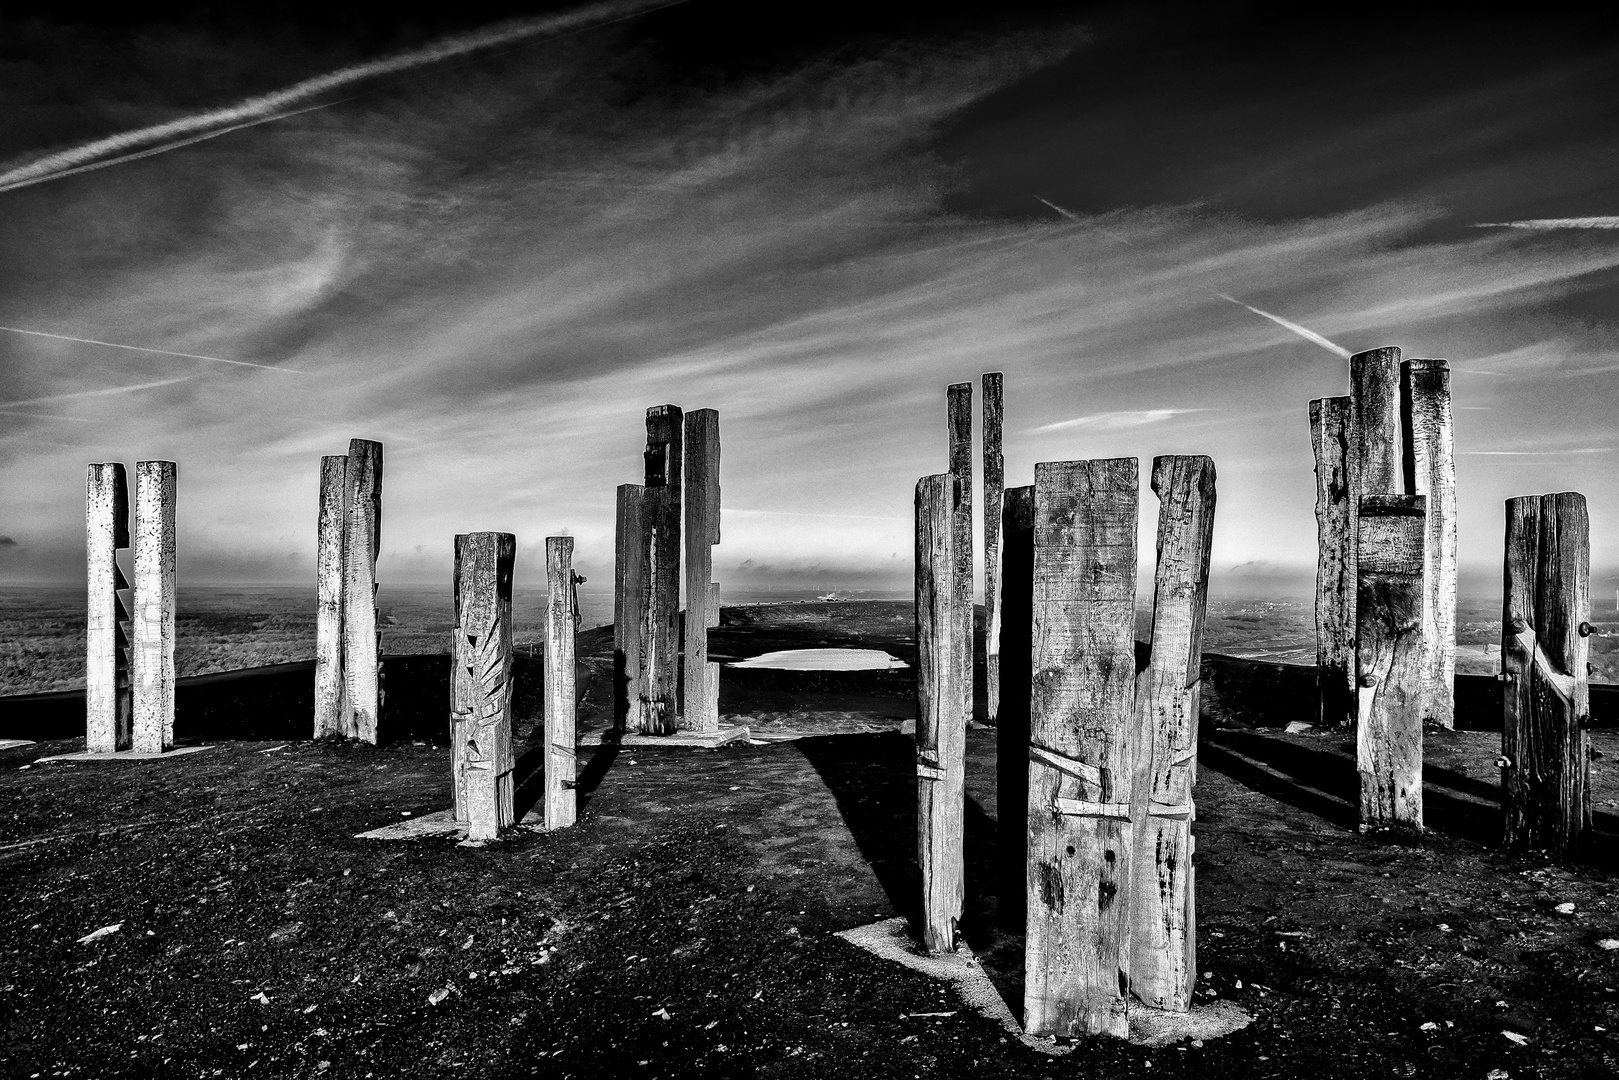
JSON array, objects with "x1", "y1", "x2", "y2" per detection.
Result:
[{"x1": 3, "y1": 1, "x2": 1619, "y2": 601}]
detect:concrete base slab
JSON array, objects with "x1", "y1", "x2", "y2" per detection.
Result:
[
  {"x1": 356, "y1": 806, "x2": 545, "y2": 841},
  {"x1": 579, "y1": 725, "x2": 750, "y2": 748},
  {"x1": 0, "y1": 739, "x2": 35, "y2": 751},
  {"x1": 36, "y1": 745, "x2": 217, "y2": 763}
]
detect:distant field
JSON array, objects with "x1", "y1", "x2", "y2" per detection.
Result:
[{"x1": 4, "y1": 586, "x2": 1617, "y2": 697}]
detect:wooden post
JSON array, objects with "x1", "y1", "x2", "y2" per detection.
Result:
[
  {"x1": 1025, "y1": 458, "x2": 1138, "y2": 1040},
  {"x1": 1402, "y1": 358, "x2": 1457, "y2": 729},
  {"x1": 86, "y1": 463, "x2": 131, "y2": 753},
  {"x1": 1355, "y1": 494, "x2": 1426, "y2": 830},
  {"x1": 915, "y1": 473, "x2": 964, "y2": 953},
  {"x1": 947, "y1": 383, "x2": 974, "y2": 728},
  {"x1": 1311, "y1": 397, "x2": 1355, "y2": 728},
  {"x1": 342, "y1": 439, "x2": 383, "y2": 744},
  {"x1": 544, "y1": 537, "x2": 580, "y2": 830},
  {"x1": 984, "y1": 372, "x2": 1005, "y2": 726},
  {"x1": 1502, "y1": 493, "x2": 1590, "y2": 858},
  {"x1": 613, "y1": 484, "x2": 647, "y2": 733},
  {"x1": 131, "y1": 460, "x2": 176, "y2": 754},
  {"x1": 313, "y1": 455, "x2": 348, "y2": 738},
  {"x1": 451, "y1": 532, "x2": 516, "y2": 841},
  {"x1": 1129, "y1": 455, "x2": 1215, "y2": 1012},
  {"x1": 682, "y1": 409, "x2": 721, "y2": 732},
  {"x1": 997, "y1": 485, "x2": 1034, "y2": 929},
  {"x1": 641, "y1": 406, "x2": 682, "y2": 735},
  {"x1": 1350, "y1": 346, "x2": 1403, "y2": 498}
]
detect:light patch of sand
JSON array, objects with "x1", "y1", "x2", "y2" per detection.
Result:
[{"x1": 728, "y1": 648, "x2": 908, "y2": 671}]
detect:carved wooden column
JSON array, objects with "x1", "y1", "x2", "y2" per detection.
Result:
[
  {"x1": 1310, "y1": 396, "x2": 1354, "y2": 727},
  {"x1": 545, "y1": 536, "x2": 580, "y2": 830},
  {"x1": 1402, "y1": 358, "x2": 1457, "y2": 729},
  {"x1": 131, "y1": 460, "x2": 176, "y2": 754},
  {"x1": 996, "y1": 484, "x2": 1034, "y2": 930},
  {"x1": 640, "y1": 406, "x2": 682, "y2": 735},
  {"x1": 915, "y1": 473, "x2": 964, "y2": 953},
  {"x1": 342, "y1": 439, "x2": 383, "y2": 743},
  {"x1": 451, "y1": 532, "x2": 516, "y2": 841},
  {"x1": 946, "y1": 383, "x2": 974, "y2": 727},
  {"x1": 86, "y1": 463, "x2": 131, "y2": 753},
  {"x1": 1356, "y1": 494, "x2": 1426, "y2": 830},
  {"x1": 983, "y1": 372, "x2": 1004, "y2": 726},
  {"x1": 682, "y1": 408, "x2": 721, "y2": 732},
  {"x1": 613, "y1": 483, "x2": 647, "y2": 733},
  {"x1": 313, "y1": 455, "x2": 348, "y2": 738}
]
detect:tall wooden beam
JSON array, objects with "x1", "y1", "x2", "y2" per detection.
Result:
[
  {"x1": 682, "y1": 408, "x2": 721, "y2": 732},
  {"x1": 342, "y1": 439, "x2": 383, "y2": 744},
  {"x1": 1502, "y1": 493, "x2": 1590, "y2": 858},
  {"x1": 1402, "y1": 358, "x2": 1457, "y2": 729},
  {"x1": 641, "y1": 405, "x2": 683, "y2": 735},
  {"x1": 947, "y1": 383, "x2": 974, "y2": 728},
  {"x1": 613, "y1": 483, "x2": 647, "y2": 733},
  {"x1": 1355, "y1": 494, "x2": 1426, "y2": 830},
  {"x1": 314, "y1": 455, "x2": 348, "y2": 738},
  {"x1": 131, "y1": 460, "x2": 177, "y2": 754},
  {"x1": 1311, "y1": 397, "x2": 1355, "y2": 728},
  {"x1": 997, "y1": 485, "x2": 1034, "y2": 929},
  {"x1": 545, "y1": 536, "x2": 580, "y2": 830},
  {"x1": 1025, "y1": 458, "x2": 1138, "y2": 1040},
  {"x1": 983, "y1": 373, "x2": 1005, "y2": 726},
  {"x1": 451, "y1": 532, "x2": 516, "y2": 841},
  {"x1": 86, "y1": 463, "x2": 130, "y2": 753},
  {"x1": 915, "y1": 473, "x2": 964, "y2": 953},
  {"x1": 1129, "y1": 455, "x2": 1215, "y2": 1012}
]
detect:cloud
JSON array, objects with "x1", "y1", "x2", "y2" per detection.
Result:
[
  {"x1": 1472, "y1": 217, "x2": 1619, "y2": 230},
  {"x1": 0, "y1": 536, "x2": 16, "y2": 547},
  {"x1": 1031, "y1": 409, "x2": 1206, "y2": 434}
]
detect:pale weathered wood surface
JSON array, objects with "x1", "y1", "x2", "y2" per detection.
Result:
[
  {"x1": 682, "y1": 408, "x2": 721, "y2": 731},
  {"x1": 86, "y1": 463, "x2": 130, "y2": 753},
  {"x1": 983, "y1": 372, "x2": 1005, "y2": 725},
  {"x1": 342, "y1": 439, "x2": 383, "y2": 744},
  {"x1": 1402, "y1": 358, "x2": 1457, "y2": 729},
  {"x1": 997, "y1": 485, "x2": 1034, "y2": 929},
  {"x1": 1025, "y1": 458, "x2": 1138, "y2": 1039},
  {"x1": 1355, "y1": 493, "x2": 1426, "y2": 829},
  {"x1": 641, "y1": 406, "x2": 683, "y2": 735},
  {"x1": 314, "y1": 455, "x2": 348, "y2": 739},
  {"x1": 1129, "y1": 455, "x2": 1215, "y2": 1012},
  {"x1": 545, "y1": 536, "x2": 580, "y2": 831},
  {"x1": 1351, "y1": 346, "x2": 1403, "y2": 498},
  {"x1": 915, "y1": 473, "x2": 964, "y2": 953},
  {"x1": 452, "y1": 532, "x2": 516, "y2": 841},
  {"x1": 614, "y1": 483, "x2": 647, "y2": 733},
  {"x1": 947, "y1": 383, "x2": 974, "y2": 729},
  {"x1": 132, "y1": 460, "x2": 176, "y2": 754},
  {"x1": 1311, "y1": 396, "x2": 1355, "y2": 728},
  {"x1": 1502, "y1": 493, "x2": 1590, "y2": 857}
]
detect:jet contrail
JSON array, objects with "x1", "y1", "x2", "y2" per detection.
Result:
[
  {"x1": 0, "y1": 0, "x2": 688, "y2": 196},
  {"x1": 1036, "y1": 197, "x2": 1353, "y2": 359},
  {"x1": 1473, "y1": 217, "x2": 1619, "y2": 230},
  {"x1": 0, "y1": 375, "x2": 196, "y2": 409},
  {"x1": 0, "y1": 325, "x2": 299, "y2": 373}
]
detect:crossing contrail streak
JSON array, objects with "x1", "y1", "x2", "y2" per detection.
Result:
[
  {"x1": 0, "y1": 375, "x2": 196, "y2": 409},
  {"x1": 0, "y1": 0, "x2": 688, "y2": 196},
  {"x1": 1036, "y1": 197, "x2": 1353, "y2": 359},
  {"x1": 0, "y1": 326, "x2": 300, "y2": 373},
  {"x1": 1472, "y1": 217, "x2": 1619, "y2": 230}
]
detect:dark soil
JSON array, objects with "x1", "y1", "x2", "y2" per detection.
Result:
[{"x1": 5, "y1": 602, "x2": 1619, "y2": 1078}]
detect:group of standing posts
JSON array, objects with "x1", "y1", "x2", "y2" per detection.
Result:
[
  {"x1": 86, "y1": 461, "x2": 177, "y2": 754},
  {"x1": 313, "y1": 439, "x2": 384, "y2": 743}
]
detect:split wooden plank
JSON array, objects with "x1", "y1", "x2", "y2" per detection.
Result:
[
  {"x1": 997, "y1": 485, "x2": 1034, "y2": 929},
  {"x1": 983, "y1": 372, "x2": 1005, "y2": 725},
  {"x1": 131, "y1": 460, "x2": 177, "y2": 754},
  {"x1": 682, "y1": 408, "x2": 721, "y2": 732},
  {"x1": 451, "y1": 532, "x2": 516, "y2": 841},
  {"x1": 314, "y1": 455, "x2": 348, "y2": 738},
  {"x1": 614, "y1": 483, "x2": 647, "y2": 734},
  {"x1": 915, "y1": 473, "x2": 964, "y2": 953},
  {"x1": 1350, "y1": 346, "x2": 1403, "y2": 498},
  {"x1": 86, "y1": 463, "x2": 130, "y2": 753},
  {"x1": 947, "y1": 383, "x2": 974, "y2": 727},
  {"x1": 342, "y1": 439, "x2": 383, "y2": 744},
  {"x1": 1025, "y1": 457, "x2": 1138, "y2": 1039},
  {"x1": 545, "y1": 536, "x2": 580, "y2": 830},
  {"x1": 1402, "y1": 358, "x2": 1457, "y2": 729},
  {"x1": 1129, "y1": 455, "x2": 1216, "y2": 1012},
  {"x1": 1311, "y1": 396, "x2": 1355, "y2": 728},
  {"x1": 1355, "y1": 493, "x2": 1426, "y2": 830},
  {"x1": 1502, "y1": 493, "x2": 1590, "y2": 858},
  {"x1": 641, "y1": 405, "x2": 683, "y2": 735}
]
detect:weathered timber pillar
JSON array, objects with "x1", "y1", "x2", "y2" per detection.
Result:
[
  {"x1": 313, "y1": 455, "x2": 348, "y2": 738},
  {"x1": 1356, "y1": 494, "x2": 1426, "y2": 830},
  {"x1": 1402, "y1": 358, "x2": 1457, "y2": 729},
  {"x1": 86, "y1": 463, "x2": 131, "y2": 753},
  {"x1": 613, "y1": 484, "x2": 647, "y2": 733},
  {"x1": 682, "y1": 408, "x2": 721, "y2": 732},
  {"x1": 915, "y1": 473, "x2": 964, "y2": 953},
  {"x1": 1129, "y1": 455, "x2": 1215, "y2": 1012},
  {"x1": 342, "y1": 439, "x2": 383, "y2": 743},
  {"x1": 131, "y1": 460, "x2": 177, "y2": 754},
  {"x1": 1502, "y1": 493, "x2": 1590, "y2": 859},
  {"x1": 640, "y1": 405, "x2": 682, "y2": 735},
  {"x1": 1350, "y1": 346, "x2": 1403, "y2": 498},
  {"x1": 1311, "y1": 396, "x2": 1355, "y2": 728},
  {"x1": 947, "y1": 383, "x2": 974, "y2": 726},
  {"x1": 1025, "y1": 458, "x2": 1138, "y2": 1040},
  {"x1": 545, "y1": 536, "x2": 581, "y2": 830},
  {"x1": 451, "y1": 532, "x2": 516, "y2": 841},
  {"x1": 997, "y1": 485, "x2": 1034, "y2": 929},
  {"x1": 983, "y1": 372, "x2": 1005, "y2": 726}
]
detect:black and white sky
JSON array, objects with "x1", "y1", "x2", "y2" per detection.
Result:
[{"x1": 3, "y1": 1, "x2": 1619, "y2": 594}]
